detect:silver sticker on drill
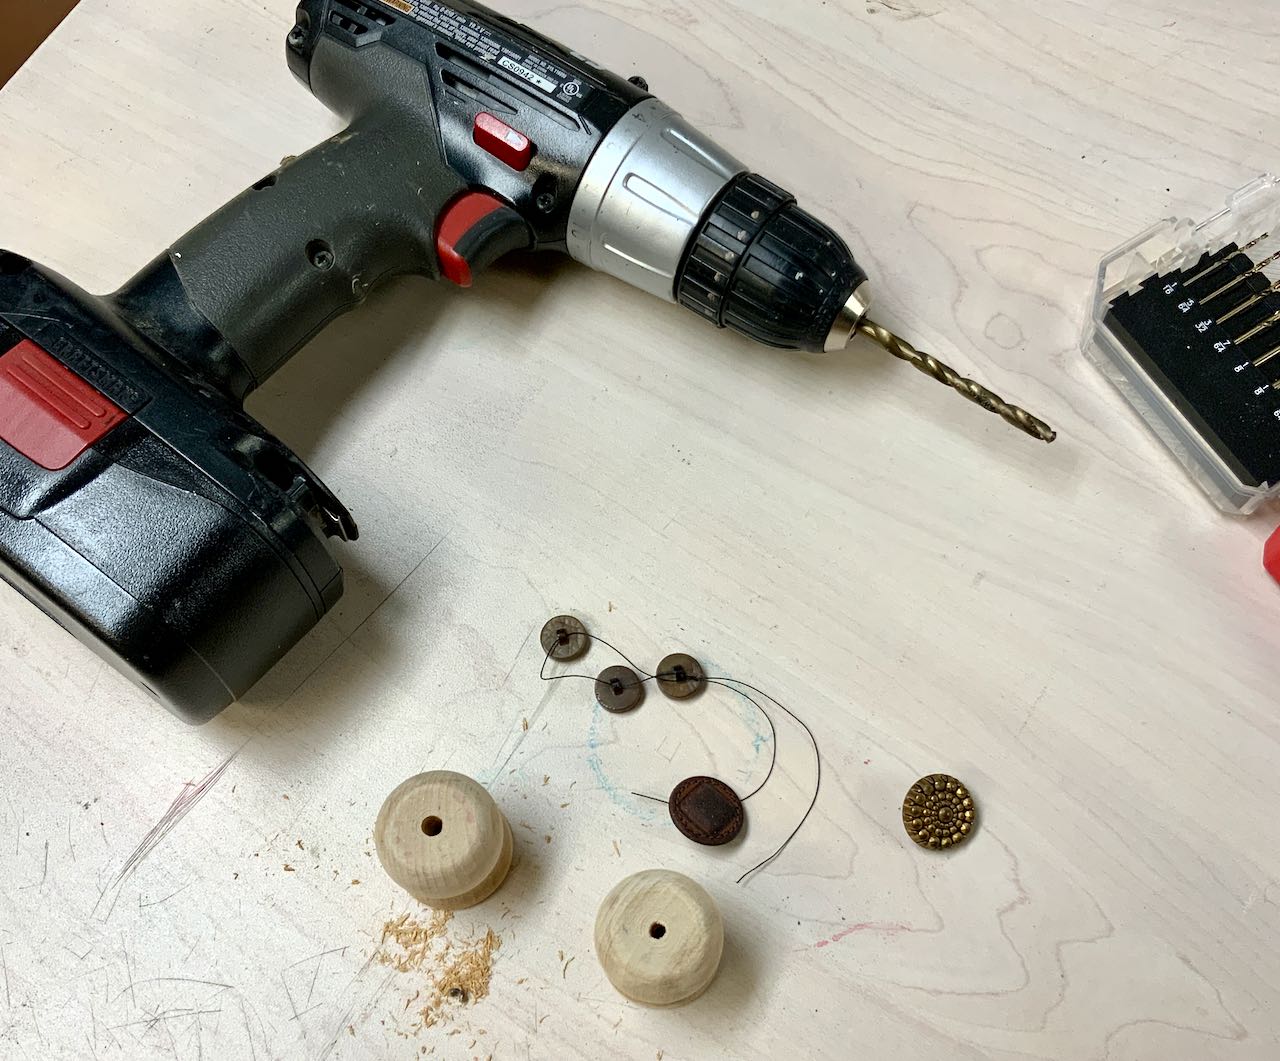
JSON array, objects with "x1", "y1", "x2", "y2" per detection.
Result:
[{"x1": 496, "y1": 55, "x2": 557, "y2": 94}]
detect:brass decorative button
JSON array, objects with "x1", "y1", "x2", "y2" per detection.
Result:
[
  {"x1": 656, "y1": 653, "x2": 705, "y2": 700},
  {"x1": 540, "y1": 614, "x2": 589, "y2": 661},
  {"x1": 902, "y1": 773, "x2": 976, "y2": 850},
  {"x1": 669, "y1": 776, "x2": 744, "y2": 846}
]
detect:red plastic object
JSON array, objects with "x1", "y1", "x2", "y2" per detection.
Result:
[
  {"x1": 436, "y1": 190, "x2": 508, "y2": 287},
  {"x1": 1266, "y1": 527, "x2": 1280, "y2": 585},
  {"x1": 0, "y1": 339, "x2": 126, "y2": 470},
  {"x1": 473, "y1": 111, "x2": 533, "y2": 171}
]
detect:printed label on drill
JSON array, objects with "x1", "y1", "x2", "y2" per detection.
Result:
[{"x1": 375, "y1": 0, "x2": 592, "y2": 109}]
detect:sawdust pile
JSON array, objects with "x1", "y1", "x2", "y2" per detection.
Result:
[
  {"x1": 380, "y1": 910, "x2": 454, "y2": 972},
  {"x1": 379, "y1": 910, "x2": 503, "y2": 1029}
]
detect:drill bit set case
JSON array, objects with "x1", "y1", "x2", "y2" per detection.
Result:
[{"x1": 1083, "y1": 174, "x2": 1280, "y2": 514}]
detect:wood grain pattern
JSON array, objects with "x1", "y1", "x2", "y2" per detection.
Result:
[
  {"x1": 374, "y1": 771, "x2": 513, "y2": 909},
  {"x1": 0, "y1": 0, "x2": 1278, "y2": 1057},
  {"x1": 595, "y1": 869, "x2": 724, "y2": 1007}
]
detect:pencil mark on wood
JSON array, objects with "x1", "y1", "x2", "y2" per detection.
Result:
[
  {"x1": 27, "y1": 838, "x2": 49, "y2": 891},
  {"x1": 1018, "y1": 684, "x2": 1049, "y2": 735},
  {"x1": 94, "y1": 747, "x2": 241, "y2": 919},
  {"x1": 120, "y1": 935, "x2": 138, "y2": 1010},
  {"x1": 110, "y1": 977, "x2": 233, "y2": 1005},
  {"x1": 139, "y1": 881, "x2": 194, "y2": 909},
  {"x1": 107, "y1": 1007, "x2": 222, "y2": 1030},
  {"x1": 317, "y1": 954, "x2": 391, "y2": 1061},
  {"x1": 817, "y1": 921, "x2": 911, "y2": 948},
  {"x1": 238, "y1": 996, "x2": 258, "y2": 1061}
]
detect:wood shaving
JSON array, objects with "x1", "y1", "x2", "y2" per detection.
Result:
[
  {"x1": 379, "y1": 910, "x2": 453, "y2": 972},
  {"x1": 522, "y1": 718, "x2": 529, "y2": 731},
  {"x1": 433, "y1": 927, "x2": 501, "y2": 1011},
  {"x1": 378, "y1": 910, "x2": 502, "y2": 1030}
]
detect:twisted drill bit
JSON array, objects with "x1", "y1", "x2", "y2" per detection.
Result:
[
  {"x1": 1236, "y1": 308, "x2": 1280, "y2": 347},
  {"x1": 856, "y1": 318, "x2": 1057, "y2": 443},
  {"x1": 1183, "y1": 232, "x2": 1271, "y2": 287},
  {"x1": 1201, "y1": 249, "x2": 1280, "y2": 304},
  {"x1": 1218, "y1": 278, "x2": 1280, "y2": 324}
]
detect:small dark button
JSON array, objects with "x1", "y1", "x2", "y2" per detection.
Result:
[
  {"x1": 669, "y1": 776, "x2": 744, "y2": 846},
  {"x1": 540, "y1": 614, "x2": 589, "y2": 661},
  {"x1": 596, "y1": 665, "x2": 643, "y2": 713},
  {"x1": 656, "y1": 653, "x2": 705, "y2": 700}
]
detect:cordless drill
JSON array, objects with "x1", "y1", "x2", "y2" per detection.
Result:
[{"x1": 0, "y1": 0, "x2": 1054, "y2": 722}]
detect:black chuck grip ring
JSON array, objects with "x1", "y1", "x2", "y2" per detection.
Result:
[{"x1": 675, "y1": 173, "x2": 866, "y2": 352}]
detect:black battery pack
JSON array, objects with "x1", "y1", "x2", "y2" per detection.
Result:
[{"x1": 0, "y1": 252, "x2": 354, "y2": 723}]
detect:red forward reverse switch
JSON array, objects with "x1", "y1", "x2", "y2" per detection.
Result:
[
  {"x1": 0, "y1": 339, "x2": 127, "y2": 470},
  {"x1": 473, "y1": 112, "x2": 533, "y2": 171}
]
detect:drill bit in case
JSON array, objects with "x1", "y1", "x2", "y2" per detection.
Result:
[{"x1": 1083, "y1": 175, "x2": 1280, "y2": 513}]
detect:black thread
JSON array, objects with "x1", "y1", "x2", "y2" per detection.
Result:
[
  {"x1": 539, "y1": 631, "x2": 652, "y2": 686},
  {"x1": 703, "y1": 676, "x2": 821, "y2": 885},
  {"x1": 629, "y1": 679, "x2": 778, "y2": 804},
  {"x1": 539, "y1": 629, "x2": 821, "y2": 884}
]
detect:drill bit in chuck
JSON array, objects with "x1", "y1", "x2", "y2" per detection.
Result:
[{"x1": 856, "y1": 319, "x2": 1057, "y2": 443}]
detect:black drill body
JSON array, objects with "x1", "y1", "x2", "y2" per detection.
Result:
[{"x1": 0, "y1": 0, "x2": 867, "y2": 722}]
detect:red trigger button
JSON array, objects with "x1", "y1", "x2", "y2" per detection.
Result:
[{"x1": 436, "y1": 191, "x2": 508, "y2": 288}]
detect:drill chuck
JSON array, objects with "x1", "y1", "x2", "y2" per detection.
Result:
[
  {"x1": 675, "y1": 172, "x2": 869, "y2": 352},
  {"x1": 566, "y1": 100, "x2": 869, "y2": 352}
]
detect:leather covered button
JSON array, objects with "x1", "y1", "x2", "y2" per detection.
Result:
[{"x1": 668, "y1": 776, "x2": 743, "y2": 846}]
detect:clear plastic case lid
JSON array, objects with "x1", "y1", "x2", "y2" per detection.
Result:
[{"x1": 1083, "y1": 174, "x2": 1280, "y2": 514}]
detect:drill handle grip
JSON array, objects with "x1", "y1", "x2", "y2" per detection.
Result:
[
  {"x1": 170, "y1": 36, "x2": 461, "y2": 389},
  {"x1": 142, "y1": 38, "x2": 518, "y2": 395}
]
